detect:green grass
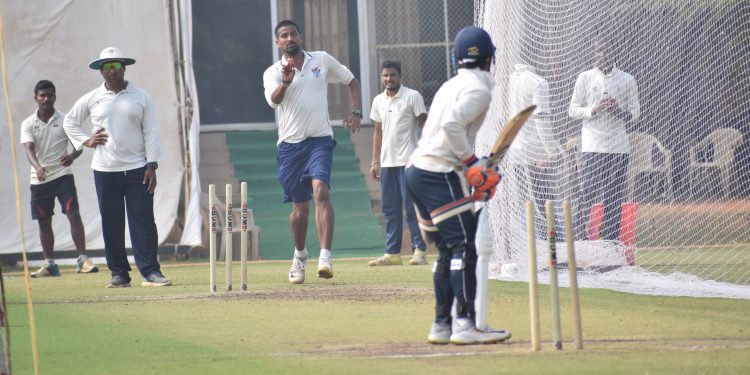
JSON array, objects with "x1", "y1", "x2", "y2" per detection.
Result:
[
  {"x1": 3, "y1": 259, "x2": 750, "y2": 374},
  {"x1": 636, "y1": 245, "x2": 750, "y2": 284}
]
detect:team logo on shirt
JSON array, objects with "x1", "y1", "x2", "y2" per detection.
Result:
[{"x1": 312, "y1": 67, "x2": 321, "y2": 78}]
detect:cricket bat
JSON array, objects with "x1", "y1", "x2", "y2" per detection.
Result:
[
  {"x1": 486, "y1": 105, "x2": 536, "y2": 167},
  {"x1": 430, "y1": 105, "x2": 537, "y2": 224}
]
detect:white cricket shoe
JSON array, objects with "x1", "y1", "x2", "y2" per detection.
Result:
[
  {"x1": 450, "y1": 318, "x2": 510, "y2": 345},
  {"x1": 408, "y1": 250, "x2": 428, "y2": 265},
  {"x1": 288, "y1": 253, "x2": 307, "y2": 284},
  {"x1": 482, "y1": 325, "x2": 512, "y2": 340},
  {"x1": 317, "y1": 255, "x2": 333, "y2": 279},
  {"x1": 368, "y1": 253, "x2": 403, "y2": 266},
  {"x1": 427, "y1": 322, "x2": 451, "y2": 344}
]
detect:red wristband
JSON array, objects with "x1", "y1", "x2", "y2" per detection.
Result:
[{"x1": 463, "y1": 154, "x2": 478, "y2": 166}]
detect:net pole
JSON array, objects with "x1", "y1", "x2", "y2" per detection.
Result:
[{"x1": 0, "y1": 11, "x2": 41, "y2": 375}]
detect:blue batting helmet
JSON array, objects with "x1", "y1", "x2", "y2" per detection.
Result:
[{"x1": 453, "y1": 26, "x2": 495, "y2": 64}]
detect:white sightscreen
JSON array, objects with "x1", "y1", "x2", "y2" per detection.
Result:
[{"x1": 0, "y1": 0, "x2": 184, "y2": 255}]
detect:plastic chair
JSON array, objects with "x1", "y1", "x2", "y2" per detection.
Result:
[
  {"x1": 627, "y1": 132, "x2": 673, "y2": 202},
  {"x1": 688, "y1": 128, "x2": 744, "y2": 198}
]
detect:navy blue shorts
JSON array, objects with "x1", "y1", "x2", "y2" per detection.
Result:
[
  {"x1": 277, "y1": 136, "x2": 336, "y2": 203},
  {"x1": 404, "y1": 166, "x2": 476, "y2": 251},
  {"x1": 29, "y1": 174, "x2": 79, "y2": 220}
]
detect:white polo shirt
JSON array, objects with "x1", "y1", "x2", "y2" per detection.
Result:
[
  {"x1": 569, "y1": 66, "x2": 641, "y2": 154},
  {"x1": 263, "y1": 50, "x2": 355, "y2": 144},
  {"x1": 409, "y1": 68, "x2": 495, "y2": 173},
  {"x1": 19, "y1": 110, "x2": 72, "y2": 185},
  {"x1": 370, "y1": 85, "x2": 426, "y2": 167},
  {"x1": 507, "y1": 64, "x2": 561, "y2": 164},
  {"x1": 64, "y1": 82, "x2": 161, "y2": 172}
]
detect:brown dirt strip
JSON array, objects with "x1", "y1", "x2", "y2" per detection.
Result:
[
  {"x1": 25, "y1": 285, "x2": 434, "y2": 305},
  {"x1": 266, "y1": 338, "x2": 750, "y2": 359}
]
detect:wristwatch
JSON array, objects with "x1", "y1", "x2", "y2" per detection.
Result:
[
  {"x1": 146, "y1": 162, "x2": 159, "y2": 170},
  {"x1": 351, "y1": 109, "x2": 363, "y2": 118}
]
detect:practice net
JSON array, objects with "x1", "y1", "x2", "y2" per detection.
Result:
[{"x1": 474, "y1": 0, "x2": 750, "y2": 298}]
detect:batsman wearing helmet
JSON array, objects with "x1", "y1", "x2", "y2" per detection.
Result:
[{"x1": 405, "y1": 26, "x2": 511, "y2": 345}]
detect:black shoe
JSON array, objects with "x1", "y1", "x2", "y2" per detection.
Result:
[
  {"x1": 141, "y1": 272, "x2": 172, "y2": 287},
  {"x1": 106, "y1": 275, "x2": 131, "y2": 288}
]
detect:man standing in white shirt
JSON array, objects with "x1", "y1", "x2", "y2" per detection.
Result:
[
  {"x1": 21, "y1": 80, "x2": 98, "y2": 277},
  {"x1": 367, "y1": 60, "x2": 427, "y2": 267},
  {"x1": 569, "y1": 40, "x2": 640, "y2": 240},
  {"x1": 263, "y1": 20, "x2": 362, "y2": 284},
  {"x1": 64, "y1": 47, "x2": 171, "y2": 288},
  {"x1": 508, "y1": 64, "x2": 563, "y2": 235},
  {"x1": 405, "y1": 26, "x2": 510, "y2": 345}
]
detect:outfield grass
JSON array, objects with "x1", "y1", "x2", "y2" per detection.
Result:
[
  {"x1": 637, "y1": 245, "x2": 750, "y2": 284},
  {"x1": 3, "y1": 259, "x2": 750, "y2": 374}
]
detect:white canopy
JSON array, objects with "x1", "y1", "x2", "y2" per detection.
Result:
[{"x1": 0, "y1": 0, "x2": 202, "y2": 256}]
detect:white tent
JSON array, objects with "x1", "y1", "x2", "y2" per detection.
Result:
[{"x1": 0, "y1": 0, "x2": 202, "y2": 257}]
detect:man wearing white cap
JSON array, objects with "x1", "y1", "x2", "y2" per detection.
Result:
[{"x1": 64, "y1": 47, "x2": 171, "y2": 288}]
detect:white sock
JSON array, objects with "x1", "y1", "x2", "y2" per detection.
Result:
[
  {"x1": 78, "y1": 255, "x2": 88, "y2": 261},
  {"x1": 45, "y1": 259, "x2": 55, "y2": 265},
  {"x1": 320, "y1": 249, "x2": 331, "y2": 258},
  {"x1": 294, "y1": 248, "x2": 307, "y2": 259}
]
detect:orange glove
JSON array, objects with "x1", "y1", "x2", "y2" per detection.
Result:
[
  {"x1": 464, "y1": 155, "x2": 500, "y2": 191},
  {"x1": 472, "y1": 184, "x2": 497, "y2": 202}
]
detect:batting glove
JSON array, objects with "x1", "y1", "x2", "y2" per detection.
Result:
[
  {"x1": 463, "y1": 155, "x2": 500, "y2": 191},
  {"x1": 472, "y1": 184, "x2": 497, "y2": 202}
]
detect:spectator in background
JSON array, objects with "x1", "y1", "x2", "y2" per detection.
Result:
[
  {"x1": 263, "y1": 20, "x2": 363, "y2": 284},
  {"x1": 64, "y1": 47, "x2": 171, "y2": 288},
  {"x1": 568, "y1": 40, "x2": 640, "y2": 240},
  {"x1": 507, "y1": 63, "x2": 563, "y2": 236},
  {"x1": 21, "y1": 80, "x2": 98, "y2": 277},
  {"x1": 367, "y1": 60, "x2": 428, "y2": 267}
]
